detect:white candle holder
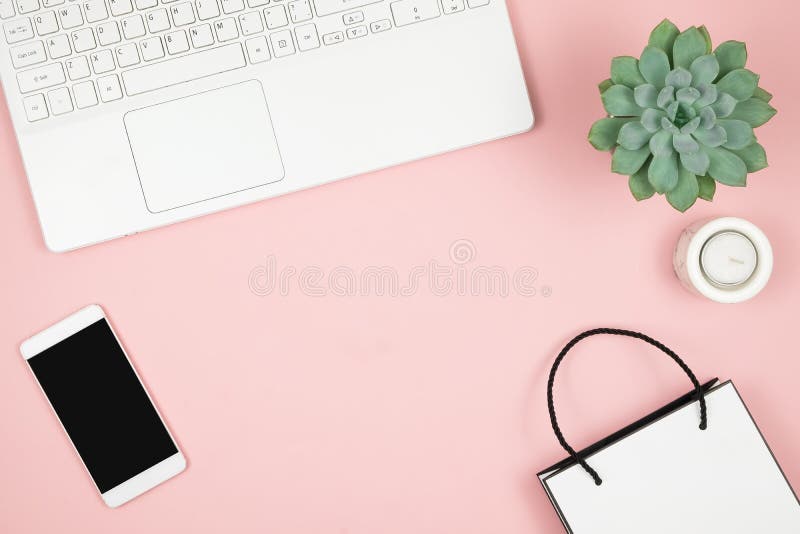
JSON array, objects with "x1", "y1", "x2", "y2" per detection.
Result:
[{"x1": 674, "y1": 217, "x2": 773, "y2": 303}]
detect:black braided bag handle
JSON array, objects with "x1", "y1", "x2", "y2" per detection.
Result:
[{"x1": 547, "y1": 328, "x2": 708, "y2": 486}]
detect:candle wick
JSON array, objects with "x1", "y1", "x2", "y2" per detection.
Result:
[{"x1": 729, "y1": 257, "x2": 745, "y2": 265}]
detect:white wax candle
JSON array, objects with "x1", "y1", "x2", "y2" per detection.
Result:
[
  {"x1": 673, "y1": 217, "x2": 773, "y2": 303},
  {"x1": 700, "y1": 232, "x2": 758, "y2": 287}
]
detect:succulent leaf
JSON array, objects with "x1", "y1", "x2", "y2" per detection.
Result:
[
  {"x1": 716, "y1": 69, "x2": 759, "y2": 101},
  {"x1": 689, "y1": 55, "x2": 720, "y2": 86},
  {"x1": 612, "y1": 146, "x2": 651, "y2": 175},
  {"x1": 752, "y1": 86, "x2": 773, "y2": 102},
  {"x1": 618, "y1": 122, "x2": 654, "y2": 150},
  {"x1": 709, "y1": 93, "x2": 737, "y2": 117},
  {"x1": 649, "y1": 152, "x2": 680, "y2": 192},
  {"x1": 699, "y1": 107, "x2": 717, "y2": 129},
  {"x1": 589, "y1": 118, "x2": 637, "y2": 151},
  {"x1": 590, "y1": 20, "x2": 775, "y2": 211},
  {"x1": 714, "y1": 41, "x2": 747, "y2": 79},
  {"x1": 665, "y1": 67, "x2": 692, "y2": 89},
  {"x1": 673, "y1": 27, "x2": 708, "y2": 69},
  {"x1": 693, "y1": 125, "x2": 728, "y2": 147},
  {"x1": 731, "y1": 143, "x2": 768, "y2": 172},
  {"x1": 673, "y1": 132, "x2": 700, "y2": 153},
  {"x1": 634, "y1": 84, "x2": 659, "y2": 108},
  {"x1": 697, "y1": 175, "x2": 716, "y2": 201},
  {"x1": 676, "y1": 87, "x2": 701, "y2": 106},
  {"x1": 680, "y1": 150, "x2": 711, "y2": 175},
  {"x1": 602, "y1": 85, "x2": 643, "y2": 116},
  {"x1": 650, "y1": 129, "x2": 674, "y2": 156},
  {"x1": 648, "y1": 19, "x2": 680, "y2": 63},
  {"x1": 698, "y1": 26, "x2": 713, "y2": 54},
  {"x1": 718, "y1": 119, "x2": 755, "y2": 150},
  {"x1": 641, "y1": 108, "x2": 665, "y2": 133},
  {"x1": 727, "y1": 98, "x2": 777, "y2": 127},
  {"x1": 706, "y1": 146, "x2": 747, "y2": 186},
  {"x1": 694, "y1": 84, "x2": 718, "y2": 107},
  {"x1": 639, "y1": 47, "x2": 671, "y2": 87},
  {"x1": 629, "y1": 163, "x2": 656, "y2": 200},
  {"x1": 666, "y1": 168, "x2": 699, "y2": 211},
  {"x1": 611, "y1": 56, "x2": 647, "y2": 87}
]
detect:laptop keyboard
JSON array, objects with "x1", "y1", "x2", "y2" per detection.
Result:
[{"x1": 2, "y1": 0, "x2": 492, "y2": 122}]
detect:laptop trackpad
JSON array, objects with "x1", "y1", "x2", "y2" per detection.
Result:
[{"x1": 124, "y1": 81, "x2": 284, "y2": 213}]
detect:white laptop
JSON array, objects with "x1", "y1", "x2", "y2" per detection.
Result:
[{"x1": 0, "y1": 0, "x2": 533, "y2": 252}]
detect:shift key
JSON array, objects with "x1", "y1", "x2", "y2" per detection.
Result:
[{"x1": 17, "y1": 63, "x2": 66, "y2": 93}]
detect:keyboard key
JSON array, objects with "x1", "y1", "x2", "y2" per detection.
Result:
[
  {"x1": 89, "y1": 48, "x2": 114, "y2": 72},
  {"x1": 294, "y1": 22, "x2": 317, "y2": 51},
  {"x1": 108, "y1": 0, "x2": 132, "y2": 16},
  {"x1": 45, "y1": 33, "x2": 70, "y2": 57},
  {"x1": 441, "y1": 0, "x2": 463, "y2": 12},
  {"x1": 262, "y1": 4, "x2": 285, "y2": 28},
  {"x1": 390, "y1": 0, "x2": 439, "y2": 26},
  {"x1": 33, "y1": 10, "x2": 58, "y2": 34},
  {"x1": 121, "y1": 42, "x2": 245, "y2": 95},
  {"x1": 246, "y1": 0, "x2": 267, "y2": 7},
  {"x1": 345, "y1": 24, "x2": 365, "y2": 39},
  {"x1": 146, "y1": 8, "x2": 170, "y2": 32},
  {"x1": 313, "y1": 0, "x2": 378, "y2": 16},
  {"x1": 466, "y1": 0, "x2": 488, "y2": 6},
  {"x1": 237, "y1": 11, "x2": 261, "y2": 35},
  {"x1": 82, "y1": 0, "x2": 107, "y2": 22},
  {"x1": 57, "y1": 4, "x2": 82, "y2": 29},
  {"x1": 4, "y1": 18, "x2": 33, "y2": 43},
  {"x1": 391, "y1": 0, "x2": 441, "y2": 27},
  {"x1": 244, "y1": 34, "x2": 268, "y2": 62},
  {"x1": 42, "y1": 0, "x2": 62, "y2": 6},
  {"x1": 287, "y1": 0, "x2": 309, "y2": 22},
  {"x1": 65, "y1": 54, "x2": 90, "y2": 78},
  {"x1": 15, "y1": 0, "x2": 39, "y2": 15},
  {"x1": 220, "y1": 0, "x2": 242, "y2": 13},
  {"x1": 23, "y1": 93, "x2": 48, "y2": 121},
  {"x1": 17, "y1": 62, "x2": 65, "y2": 92},
  {"x1": 97, "y1": 73, "x2": 122, "y2": 101},
  {"x1": 322, "y1": 30, "x2": 342, "y2": 45},
  {"x1": 0, "y1": 0, "x2": 15, "y2": 19},
  {"x1": 73, "y1": 80, "x2": 97, "y2": 108},
  {"x1": 212, "y1": 16, "x2": 236, "y2": 40},
  {"x1": 342, "y1": 11, "x2": 362, "y2": 24},
  {"x1": 115, "y1": 41, "x2": 139, "y2": 66},
  {"x1": 188, "y1": 22, "x2": 212, "y2": 46},
  {"x1": 10, "y1": 39, "x2": 46, "y2": 68},
  {"x1": 269, "y1": 28, "x2": 292, "y2": 57},
  {"x1": 170, "y1": 2, "x2": 194, "y2": 25},
  {"x1": 140, "y1": 36, "x2": 164, "y2": 60},
  {"x1": 134, "y1": 0, "x2": 155, "y2": 8},
  {"x1": 369, "y1": 19, "x2": 390, "y2": 32},
  {"x1": 97, "y1": 20, "x2": 120, "y2": 45},
  {"x1": 195, "y1": 0, "x2": 217, "y2": 19},
  {"x1": 121, "y1": 14, "x2": 145, "y2": 38},
  {"x1": 165, "y1": 29, "x2": 188, "y2": 53},
  {"x1": 71, "y1": 27, "x2": 95, "y2": 52},
  {"x1": 47, "y1": 86, "x2": 72, "y2": 114}
]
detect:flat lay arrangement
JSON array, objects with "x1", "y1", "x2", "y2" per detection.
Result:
[{"x1": 1, "y1": 1, "x2": 799, "y2": 533}]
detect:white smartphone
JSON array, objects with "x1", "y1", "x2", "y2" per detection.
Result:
[{"x1": 20, "y1": 304, "x2": 186, "y2": 508}]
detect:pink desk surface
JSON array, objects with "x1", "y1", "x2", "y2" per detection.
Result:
[{"x1": 2, "y1": 1, "x2": 799, "y2": 532}]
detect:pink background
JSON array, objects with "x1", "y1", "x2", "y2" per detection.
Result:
[{"x1": 2, "y1": 1, "x2": 799, "y2": 532}]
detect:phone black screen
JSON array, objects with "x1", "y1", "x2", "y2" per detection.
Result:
[{"x1": 27, "y1": 319, "x2": 178, "y2": 493}]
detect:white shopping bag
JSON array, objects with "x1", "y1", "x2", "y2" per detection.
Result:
[{"x1": 539, "y1": 329, "x2": 800, "y2": 534}]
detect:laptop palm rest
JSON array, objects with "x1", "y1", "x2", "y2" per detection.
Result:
[{"x1": 123, "y1": 80, "x2": 285, "y2": 213}]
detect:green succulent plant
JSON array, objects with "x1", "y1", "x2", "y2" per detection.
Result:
[{"x1": 589, "y1": 19, "x2": 777, "y2": 211}]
